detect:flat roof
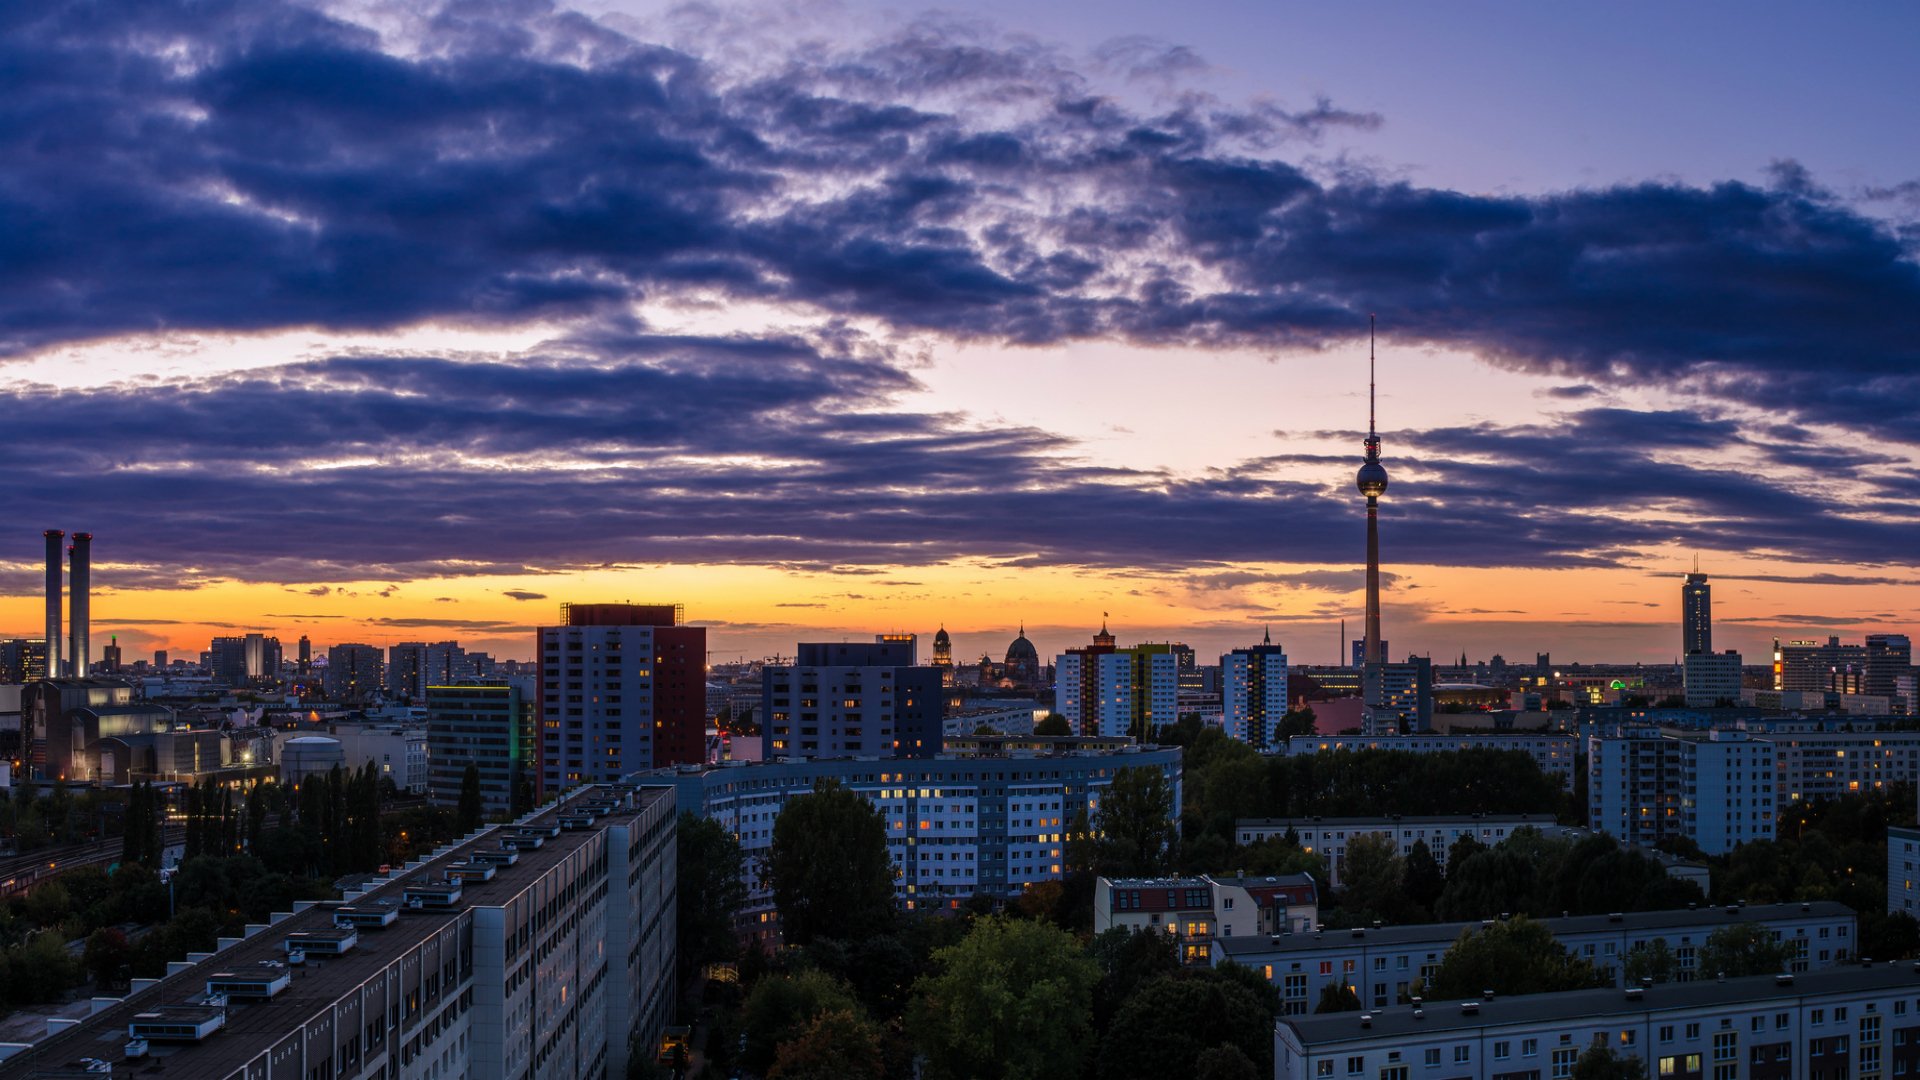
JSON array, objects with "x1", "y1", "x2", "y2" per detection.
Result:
[
  {"x1": 0, "y1": 785, "x2": 669, "y2": 1080},
  {"x1": 1238, "y1": 814, "x2": 1557, "y2": 828},
  {"x1": 1285, "y1": 963, "x2": 1920, "y2": 1047},
  {"x1": 1217, "y1": 902, "x2": 1855, "y2": 959}
]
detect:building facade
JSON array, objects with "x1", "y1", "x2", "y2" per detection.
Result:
[
  {"x1": 427, "y1": 682, "x2": 534, "y2": 817},
  {"x1": 325, "y1": 644, "x2": 387, "y2": 703},
  {"x1": 1278, "y1": 964, "x2": 1916, "y2": 1080},
  {"x1": 1236, "y1": 814, "x2": 1559, "y2": 888},
  {"x1": 537, "y1": 603, "x2": 706, "y2": 795},
  {"x1": 1095, "y1": 873, "x2": 1318, "y2": 964},
  {"x1": 1588, "y1": 729, "x2": 1778, "y2": 855},
  {"x1": 1683, "y1": 650, "x2": 1743, "y2": 708},
  {"x1": 0, "y1": 784, "x2": 676, "y2": 1080},
  {"x1": 1055, "y1": 635, "x2": 1180, "y2": 740},
  {"x1": 1682, "y1": 570, "x2": 1711, "y2": 656},
  {"x1": 1221, "y1": 636, "x2": 1290, "y2": 749},
  {"x1": 646, "y1": 743, "x2": 1182, "y2": 933},
  {"x1": 760, "y1": 640, "x2": 945, "y2": 760},
  {"x1": 1281, "y1": 734, "x2": 1580, "y2": 789}
]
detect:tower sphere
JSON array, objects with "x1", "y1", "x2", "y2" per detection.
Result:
[{"x1": 1356, "y1": 460, "x2": 1389, "y2": 497}]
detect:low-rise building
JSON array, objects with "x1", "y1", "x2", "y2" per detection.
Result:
[
  {"x1": 1094, "y1": 873, "x2": 1317, "y2": 963},
  {"x1": 1218, "y1": 901, "x2": 1855, "y2": 1015},
  {"x1": 1236, "y1": 815, "x2": 1558, "y2": 888},
  {"x1": 1278, "y1": 962, "x2": 1917, "y2": 1080}
]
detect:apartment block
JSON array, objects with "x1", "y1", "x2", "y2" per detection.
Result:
[
  {"x1": 1281, "y1": 734, "x2": 1580, "y2": 789},
  {"x1": 1219, "y1": 901, "x2": 1854, "y2": 1016},
  {"x1": 645, "y1": 743, "x2": 1182, "y2": 935},
  {"x1": 1221, "y1": 638, "x2": 1290, "y2": 749},
  {"x1": 538, "y1": 603, "x2": 705, "y2": 795},
  {"x1": 1278, "y1": 963, "x2": 1919, "y2": 1080},
  {"x1": 1588, "y1": 729, "x2": 1777, "y2": 855},
  {"x1": 0, "y1": 785, "x2": 675, "y2": 1080},
  {"x1": 760, "y1": 640, "x2": 945, "y2": 760},
  {"x1": 1235, "y1": 815, "x2": 1559, "y2": 888}
]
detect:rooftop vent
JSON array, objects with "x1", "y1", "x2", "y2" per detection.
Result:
[
  {"x1": 1608, "y1": 912, "x2": 1624, "y2": 922},
  {"x1": 1625, "y1": 987, "x2": 1645, "y2": 1000},
  {"x1": 1461, "y1": 1002, "x2": 1480, "y2": 1015},
  {"x1": 1775, "y1": 974, "x2": 1794, "y2": 987}
]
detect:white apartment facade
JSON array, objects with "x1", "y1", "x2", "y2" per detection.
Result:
[
  {"x1": 1221, "y1": 644, "x2": 1290, "y2": 749},
  {"x1": 1217, "y1": 901, "x2": 1854, "y2": 1016},
  {"x1": 1588, "y1": 729, "x2": 1777, "y2": 855},
  {"x1": 1278, "y1": 964, "x2": 1920, "y2": 1080},
  {"x1": 1236, "y1": 815, "x2": 1558, "y2": 888}
]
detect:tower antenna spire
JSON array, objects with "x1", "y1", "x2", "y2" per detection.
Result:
[{"x1": 1369, "y1": 313, "x2": 1377, "y2": 438}]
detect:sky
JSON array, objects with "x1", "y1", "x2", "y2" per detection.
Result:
[{"x1": 2, "y1": 0, "x2": 1917, "y2": 668}]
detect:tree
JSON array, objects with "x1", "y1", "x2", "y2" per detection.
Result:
[
  {"x1": 676, "y1": 812, "x2": 747, "y2": 981},
  {"x1": 1314, "y1": 983, "x2": 1360, "y2": 1013},
  {"x1": 1427, "y1": 916, "x2": 1605, "y2": 1000},
  {"x1": 83, "y1": 928, "x2": 132, "y2": 988},
  {"x1": 1276, "y1": 707, "x2": 1316, "y2": 741},
  {"x1": 1097, "y1": 974, "x2": 1274, "y2": 1080},
  {"x1": 1035, "y1": 714, "x2": 1072, "y2": 736},
  {"x1": 1194, "y1": 1045, "x2": 1259, "y2": 1080},
  {"x1": 909, "y1": 916, "x2": 1099, "y2": 1080},
  {"x1": 1572, "y1": 1045, "x2": 1649, "y2": 1080},
  {"x1": 740, "y1": 970, "x2": 865, "y2": 1076},
  {"x1": 1096, "y1": 766, "x2": 1178, "y2": 876},
  {"x1": 765, "y1": 780, "x2": 896, "y2": 945},
  {"x1": 1402, "y1": 839, "x2": 1445, "y2": 918},
  {"x1": 457, "y1": 763, "x2": 483, "y2": 833},
  {"x1": 1698, "y1": 924, "x2": 1796, "y2": 979},
  {"x1": 1337, "y1": 833, "x2": 1403, "y2": 919},
  {"x1": 767, "y1": 1008, "x2": 885, "y2": 1080},
  {"x1": 1622, "y1": 939, "x2": 1677, "y2": 985}
]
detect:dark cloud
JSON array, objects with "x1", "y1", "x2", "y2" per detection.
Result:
[
  {"x1": 501, "y1": 590, "x2": 548, "y2": 601},
  {"x1": 0, "y1": 0, "x2": 1913, "y2": 591},
  {"x1": 1720, "y1": 614, "x2": 1873, "y2": 626}
]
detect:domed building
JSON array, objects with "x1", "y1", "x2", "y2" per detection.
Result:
[
  {"x1": 1004, "y1": 624, "x2": 1041, "y2": 689},
  {"x1": 932, "y1": 625, "x2": 955, "y2": 688}
]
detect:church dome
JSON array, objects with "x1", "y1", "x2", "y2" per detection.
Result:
[
  {"x1": 934, "y1": 626, "x2": 951, "y2": 648},
  {"x1": 1006, "y1": 626, "x2": 1038, "y2": 663}
]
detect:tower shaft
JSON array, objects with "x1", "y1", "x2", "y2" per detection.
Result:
[
  {"x1": 1364, "y1": 496, "x2": 1382, "y2": 665},
  {"x1": 44, "y1": 529, "x2": 64, "y2": 678}
]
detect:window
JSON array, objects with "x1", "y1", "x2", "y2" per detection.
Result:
[
  {"x1": 1551, "y1": 1048, "x2": 1578, "y2": 1078},
  {"x1": 1454, "y1": 1045, "x2": 1470, "y2": 1064},
  {"x1": 1424, "y1": 1048, "x2": 1440, "y2": 1067},
  {"x1": 1493, "y1": 1041, "x2": 1510, "y2": 1060},
  {"x1": 1346, "y1": 1057, "x2": 1364, "y2": 1075}
]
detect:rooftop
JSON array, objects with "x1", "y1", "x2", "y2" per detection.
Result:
[
  {"x1": 1218, "y1": 901, "x2": 1854, "y2": 959},
  {"x1": 0, "y1": 785, "x2": 668, "y2": 1080},
  {"x1": 1284, "y1": 962, "x2": 1920, "y2": 1048},
  {"x1": 1239, "y1": 813, "x2": 1558, "y2": 829}
]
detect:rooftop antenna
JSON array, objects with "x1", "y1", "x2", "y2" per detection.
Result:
[{"x1": 1369, "y1": 314, "x2": 1377, "y2": 437}]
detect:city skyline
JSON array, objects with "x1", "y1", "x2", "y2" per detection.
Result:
[{"x1": 3, "y1": 1, "x2": 1917, "y2": 666}]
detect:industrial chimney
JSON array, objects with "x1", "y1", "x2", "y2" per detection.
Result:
[
  {"x1": 43, "y1": 529, "x2": 64, "y2": 677},
  {"x1": 69, "y1": 533, "x2": 91, "y2": 677}
]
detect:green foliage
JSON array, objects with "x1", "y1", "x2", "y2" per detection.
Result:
[
  {"x1": 1094, "y1": 767, "x2": 1178, "y2": 876},
  {"x1": 766, "y1": 780, "x2": 896, "y2": 946},
  {"x1": 1697, "y1": 924, "x2": 1796, "y2": 979},
  {"x1": 1089, "y1": 927, "x2": 1180, "y2": 1030},
  {"x1": 1336, "y1": 833, "x2": 1404, "y2": 921},
  {"x1": 1402, "y1": 839, "x2": 1445, "y2": 917},
  {"x1": 1572, "y1": 1045, "x2": 1650, "y2": 1080},
  {"x1": 1034, "y1": 714, "x2": 1072, "y2": 736},
  {"x1": 1434, "y1": 829, "x2": 1703, "y2": 922},
  {"x1": 1194, "y1": 1044, "x2": 1260, "y2": 1080},
  {"x1": 1427, "y1": 916, "x2": 1606, "y2": 1000},
  {"x1": 740, "y1": 970, "x2": 864, "y2": 1076},
  {"x1": 766, "y1": 1008, "x2": 885, "y2": 1080},
  {"x1": 1314, "y1": 983, "x2": 1360, "y2": 1013},
  {"x1": 909, "y1": 915, "x2": 1100, "y2": 1080},
  {"x1": 456, "y1": 763, "x2": 484, "y2": 833},
  {"x1": 1097, "y1": 974, "x2": 1273, "y2": 1080},
  {"x1": 83, "y1": 928, "x2": 131, "y2": 987},
  {"x1": 676, "y1": 812, "x2": 747, "y2": 981},
  {"x1": 1622, "y1": 938, "x2": 1677, "y2": 985}
]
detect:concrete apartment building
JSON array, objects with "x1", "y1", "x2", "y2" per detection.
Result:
[
  {"x1": 1280, "y1": 734, "x2": 1580, "y2": 789},
  {"x1": 1278, "y1": 963, "x2": 1920, "y2": 1080},
  {"x1": 427, "y1": 682, "x2": 534, "y2": 817},
  {"x1": 0, "y1": 784, "x2": 676, "y2": 1080},
  {"x1": 1216, "y1": 901, "x2": 1855, "y2": 1016},
  {"x1": 538, "y1": 603, "x2": 706, "y2": 794},
  {"x1": 1235, "y1": 815, "x2": 1559, "y2": 888},
  {"x1": 645, "y1": 740, "x2": 1181, "y2": 934},
  {"x1": 760, "y1": 639, "x2": 945, "y2": 760}
]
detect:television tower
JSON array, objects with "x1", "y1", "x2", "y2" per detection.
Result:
[{"x1": 1356, "y1": 317, "x2": 1389, "y2": 666}]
